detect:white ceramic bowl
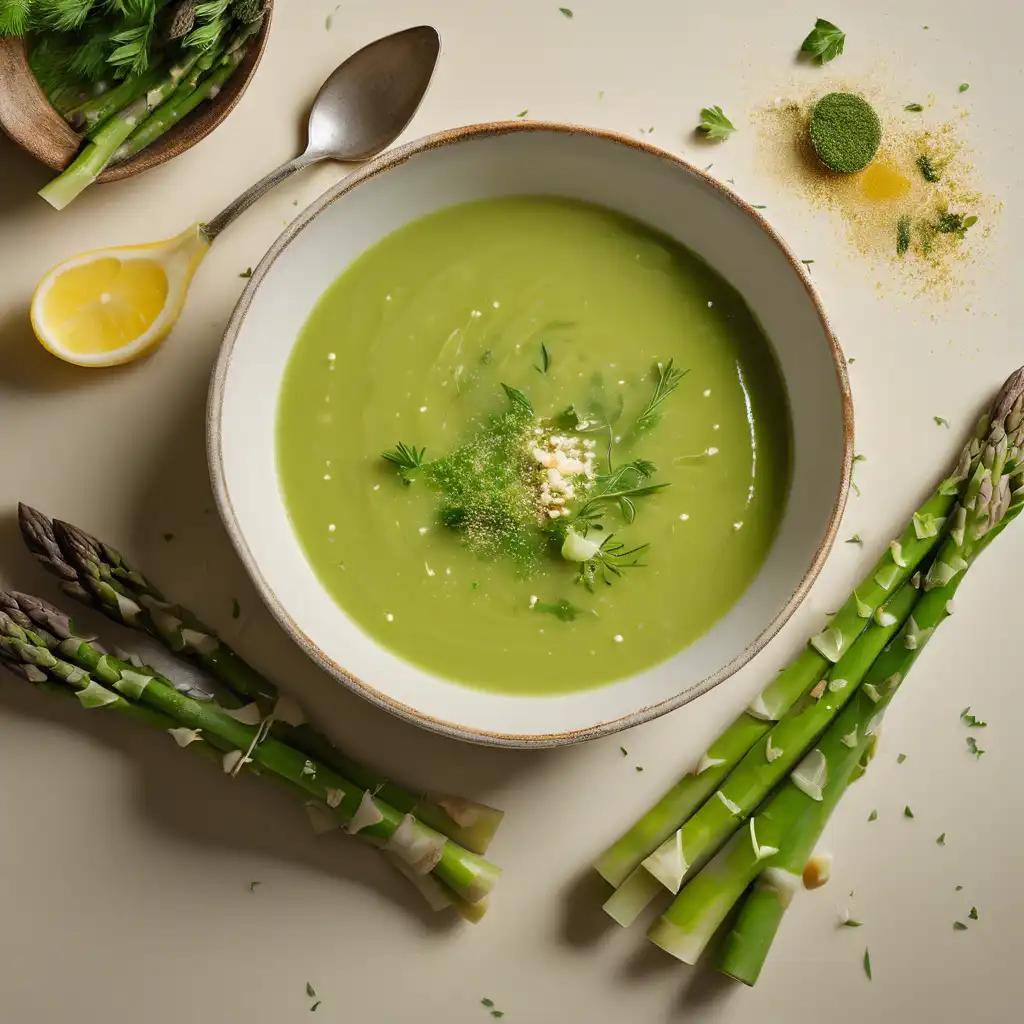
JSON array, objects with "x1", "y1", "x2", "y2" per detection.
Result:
[{"x1": 209, "y1": 123, "x2": 853, "y2": 748}]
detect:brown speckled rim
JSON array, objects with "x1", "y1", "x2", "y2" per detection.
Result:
[{"x1": 208, "y1": 121, "x2": 854, "y2": 749}]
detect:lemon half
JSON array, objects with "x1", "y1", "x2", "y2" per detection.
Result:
[{"x1": 31, "y1": 224, "x2": 210, "y2": 367}]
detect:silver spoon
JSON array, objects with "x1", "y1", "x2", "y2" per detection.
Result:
[{"x1": 202, "y1": 25, "x2": 440, "y2": 240}]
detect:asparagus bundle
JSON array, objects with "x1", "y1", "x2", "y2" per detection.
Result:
[
  {"x1": 594, "y1": 365, "x2": 1024, "y2": 976},
  {"x1": 594, "y1": 376, "x2": 1004, "y2": 898},
  {"x1": 0, "y1": 597, "x2": 499, "y2": 920},
  {"x1": 17, "y1": 505, "x2": 504, "y2": 856},
  {"x1": 0, "y1": 1, "x2": 268, "y2": 207}
]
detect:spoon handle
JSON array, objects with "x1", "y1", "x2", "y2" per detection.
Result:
[{"x1": 202, "y1": 152, "x2": 320, "y2": 241}]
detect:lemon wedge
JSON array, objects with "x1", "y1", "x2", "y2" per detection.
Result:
[{"x1": 31, "y1": 224, "x2": 210, "y2": 367}]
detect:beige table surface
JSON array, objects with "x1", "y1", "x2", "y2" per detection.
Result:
[{"x1": 1, "y1": 2, "x2": 1022, "y2": 1021}]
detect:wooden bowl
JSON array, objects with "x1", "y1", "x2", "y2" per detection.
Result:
[{"x1": 0, "y1": 4, "x2": 272, "y2": 183}]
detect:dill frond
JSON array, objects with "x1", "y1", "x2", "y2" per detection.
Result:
[
  {"x1": 0, "y1": 0, "x2": 35, "y2": 37},
  {"x1": 633, "y1": 359, "x2": 689, "y2": 435}
]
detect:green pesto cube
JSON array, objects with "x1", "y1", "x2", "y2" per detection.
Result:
[{"x1": 277, "y1": 197, "x2": 792, "y2": 695}]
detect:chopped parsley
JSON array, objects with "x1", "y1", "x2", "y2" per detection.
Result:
[
  {"x1": 936, "y1": 833, "x2": 946, "y2": 846},
  {"x1": 868, "y1": 809, "x2": 878, "y2": 822},
  {"x1": 904, "y1": 806, "x2": 914, "y2": 819},
  {"x1": 799, "y1": 18, "x2": 845, "y2": 63},
  {"x1": 751, "y1": 204, "x2": 767, "y2": 209},
  {"x1": 306, "y1": 983, "x2": 317, "y2": 998},
  {"x1": 934, "y1": 416, "x2": 950, "y2": 428},
  {"x1": 966, "y1": 736, "x2": 985, "y2": 759},
  {"x1": 517, "y1": 110, "x2": 528, "y2": 118},
  {"x1": 959, "y1": 83, "x2": 970, "y2": 92},
  {"x1": 896, "y1": 753, "x2": 907, "y2": 764},
  {"x1": 481, "y1": 1000, "x2": 495, "y2": 1009},
  {"x1": 863, "y1": 947, "x2": 872, "y2": 980},
  {"x1": 239, "y1": 268, "x2": 253, "y2": 279},
  {"x1": 559, "y1": 7, "x2": 573, "y2": 17},
  {"x1": 969, "y1": 906, "x2": 978, "y2": 920},
  {"x1": 960, "y1": 706, "x2": 986, "y2": 728},
  {"x1": 697, "y1": 106, "x2": 737, "y2": 141},
  {"x1": 904, "y1": 103, "x2": 924, "y2": 112},
  {"x1": 953, "y1": 921, "x2": 968, "y2": 931},
  {"x1": 841, "y1": 919, "x2": 863, "y2": 928}
]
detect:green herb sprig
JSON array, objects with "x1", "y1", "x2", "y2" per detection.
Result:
[
  {"x1": 800, "y1": 18, "x2": 846, "y2": 64},
  {"x1": 697, "y1": 106, "x2": 737, "y2": 141}
]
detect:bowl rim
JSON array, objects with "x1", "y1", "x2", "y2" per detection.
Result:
[{"x1": 207, "y1": 120, "x2": 854, "y2": 748}]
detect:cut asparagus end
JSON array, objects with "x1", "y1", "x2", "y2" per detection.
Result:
[
  {"x1": 642, "y1": 830, "x2": 689, "y2": 892},
  {"x1": 602, "y1": 866, "x2": 664, "y2": 927},
  {"x1": 718, "y1": 883, "x2": 787, "y2": 986},
  {"x1": 420, "y1": 793, "x2": 505, "y2": 855},
  {"x1": 647, "y1": 916, "x2": 708, "y2": 965}
]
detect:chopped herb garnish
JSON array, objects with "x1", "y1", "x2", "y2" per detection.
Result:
[
  {"x1": 481, "y1": 999, "x2": 495, "y2": 1008},
  {"x1": 163, "y1": 532, "x2": 174, "y2": 541},
  {"x1": 959, "y1": 83, "x2": 970, "y2": 92},
  {"x1": 905, "y1": 103, "x2": 925, "y2": 112},
  {"x1": 310, "y1": 1002, "x2": 322, "y2": 1012},
  {"x1": 231, "y1": 598, "x2": 240, "y2": 619},
  {"x1": 969, "y1": 906, "x2": 978, "y2": 920},
  {"x1": 960, "y1": 706, "x2": 987, "y2": 728},
  {"x1": 868, "y1": 809, "x2": 878, "y2": 822},
  {"x1": 863, "y1": 948, "x2": 872, "y2": 980},
  {"x1": 841, "y1": 919, "x2": 863, "y2": 928},
  {"x1": 248, "y1": 880, "x2": 261, "y2": 892},
  {"x1": 382, "y1": 442, "x2": 427, "y2": 474},
  {"x1": 936, "y1": 833, "x2": 946, "y2": 846},
  {"x1": 851, "y1": 453, "x2": 866, "y2": 497},
  {"x1": 535, "y1": 342, "x2": 551, "y2": 374},
  {"x1": 751, "y1": 204, "x2": 767, "y2": 209},
  {"x1": 897, "y1": 215, "x2": 912, "y2": 255},
  {"x1": 917, "y1": 154, "x2": 941, "y2": 182},
  {"x1": 848, "y1": 357, "x2": 856, "y2": 364},
  {"x1": 938, "y1": 212, "x2": 978, "y2": 235},
  {"x1": 532, "y1": 599, "x2": 582, "y2": 622},
  {"x1": 620, "y1": 746, "x2": 628, "y2": 756},
  {"x1": 799, "y1": 18, "x2": 845, "y2": 63},
  {"x1": 239, "y1": 268, "x2": 253, "y2": 279},
  {"x1": 966, "y1": 736, "x2": 985, "y2": 759},
  {"x1": 517, "y1": 109, "x2": 528, "y2": 118},
  {"x1": 897, "y1": 753, "x2": 907, "y2": 764},
  {"x1": 635, "y1": 765, "x2": 644, "y2": 772},
  {"x1": 471, "y1": 581, "x2": 480, "y2": 590},
  {"x1": 633, "y1": 360, "x2": 688, "y2": 435},
  {"x1": 953, "y1": 921, "x2": 968, "y2": 931},
  {"x1": 306, "y1": 983, "x2": 317, "y2": 998},
  {"x1": 904, "y1": 805, "x2": 914, "y2": 819},
  {"x1": 846, "y1": 534, "x2": 863, "y2": 545},
  {"x1": 934, "y1": 416, "x2": 950, "y2": 428},
  {"x1": 800, "y1": 259, "x2": 815, "y2": 272},
  {"x1": 956, "y1": 885, "x2": 963, "y2": 891},
  {"x1": 559, "y1": 6, "x2": 573, "y2": 17},
  {"x1": 697, "y1": 106, "x2": 737, "y2": 141}
]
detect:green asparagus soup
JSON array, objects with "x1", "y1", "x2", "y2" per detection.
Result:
[{"x1": 277, "y1": 197, "x2": 791, "y2": 695}]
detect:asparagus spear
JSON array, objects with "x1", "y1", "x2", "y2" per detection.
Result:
[
  {"x1": 639, "y1": 579, "x2": 920, "y2": 896},
  {"x1": 18, "y1": 506, "x2": 503, "y2": 855},
  {"x1": 0, "y1": 619, "x2": 488, "y2": 921},
  {"x1": 0, "y1": 609, "x2": 501, "y2": 905},
  {"x1": 594, "y1": 372, "x2": 1021, "y2": 891},
  {"x1": 110, "y1": 32, "x2": 252, "y2": 165},
  {"x1": 67, "y1": 62, "x2": 170, "y2": 136},
  {"x1": 649, "y1": 389, "x2": 1024, "y2": 965}
]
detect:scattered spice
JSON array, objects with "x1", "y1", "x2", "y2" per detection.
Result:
[
  {"x1": 904, "y1": 805, "x2": 914, "y2": 819},
  {"x1": 799, "y1": 18, "x2": 846, "y2": 64},
  {"x1": 969, "y1": 906, "x2": 978, "y2": 920},
  {"x1": 966, "y1": 736, "x2": 984, "y2": 759},
  {"x1": 896, "y1": 752, "x2": 907, "y2": 764},
  {"x1": 953, "y1": 921, "x2": 968, "y2": 931},
  {"x1": 698, "y1": 106, "x2": 737, "y2": 141},
  {"x1": 936, "y1": 833, "x2": 946, "y2": 846},
  {"x1": 809, "y1": 92, "x2": 881, "y2": 173},
  {"x1": 868, "y1": 809, "x2": 878, "y2": 822},
  {"x1": 863, "y1": 948, "x2": 872, "y2": 980},
  {"x1": 904, "y1": 103, "x2": 925, "y2": 113},
  {"x1": 239, "y1": 268, "x2": 253, "y2": 279},
  {"x1": 934, "y1": 416, "x2": 950, "y2": 428}
]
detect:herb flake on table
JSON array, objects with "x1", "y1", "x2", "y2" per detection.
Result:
[
  {"x1": 905, "y1": 103, "x2": 925, "y2": 112},
  {"x1": 936, "y1": 833, "x2": 946, "y2": 846},
  {"x1": 841, "y1": 918, "x2": 863, "y2": 928},
  {"x1": 310, "y1": 1002, "x2": 322, "y2": 1012},
  {"x1": 918, "y1": 155, "x2": 942, "y2": 182},
  {"x1": 934, "y1": 416, "x2": 950, "y2": 428},
  {"x1": 954, "y1": 921, "x2": 968, "y2": 931},
  {"x1": 897, "y1": 753, "x2": 907, "y2": 764},
  {"x1": 960, "y1": 706, "x2": 986, "y2": 727},
  {"x1": 897, "y1": 215, "x2": 912, "y2": 255},
  {"x1": 620, "y1": 747, "x2": 628, "y2": 756},
  {"x1": 868, "y1": 809, "x2": 878, "y2": 821},
  {"x1": 697, "y1": 106, "x2": 737, "y2": 141},
  {"x1": 239, "y1": 268, "x2": 253, "y2": 279},
  {"x1": 517, "y1": 110, "x2": 528, "y2": 118},
  {"x1": 969, "y1": 906, "x2": 978, "y2": 920},
  {"x1": 863, "y1": 948, "x2": 872, "y2": 980},
  {"x1": 559, "y1": 7, "x2": 573, "y2": 17},
  {"x1": 966, "y1": 736, "x2": 985, "y2": 759},
  {"x1": 248, "y1": 880, "x2": 261, "y2": 891},
  {"x1": 904, "y1": 805, "x2": 914, "y2": 819},
  {"x1": 959, "y1": 83, "x2": 970, "y2": 92},
  {"x1": 481, "y1": 999, "x2": 495, "y2": 1008},
  {"x1": 800, "y1": 18, "x2": 846, "y2": 63},
  {"x1": 846, "y1": 534, "x2": 863, "y2": 545},
  {"x1": 306, "y1": 983, "x2": 317, "y2": 999}
]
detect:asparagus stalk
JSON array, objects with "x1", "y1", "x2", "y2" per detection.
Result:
[
  {"x1": 38, "y1": 50, "x2": 203, "y2": 210},
  {"x1": 110, "y1": 32, "x2": 252, "y2": 165},
  {"x1": 638, "y1": 580, "x2": 920, "y2": 898},
  {"x1": 66, "y1": 63, "x2": 170, "y2": 136},
  {"x1": 594, "y1": 369, "x2": 1023, "y2": 891},
  {"x1": 649, "y1": 394, "x2": 1024, "y2": 965},
  {"x1": 0, "y1": 621, "x2": 487, "y2": 921},
  {"x1": 18, "y1": 506, "x2": 503, "y2": 855},
  {"x1": 0, "y1": 608, "x2": 500, "y2": 905}
]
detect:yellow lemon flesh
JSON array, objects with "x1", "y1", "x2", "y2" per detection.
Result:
[{"x1": 31, "y1": 224, "x2": 209, "y2": 367}]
